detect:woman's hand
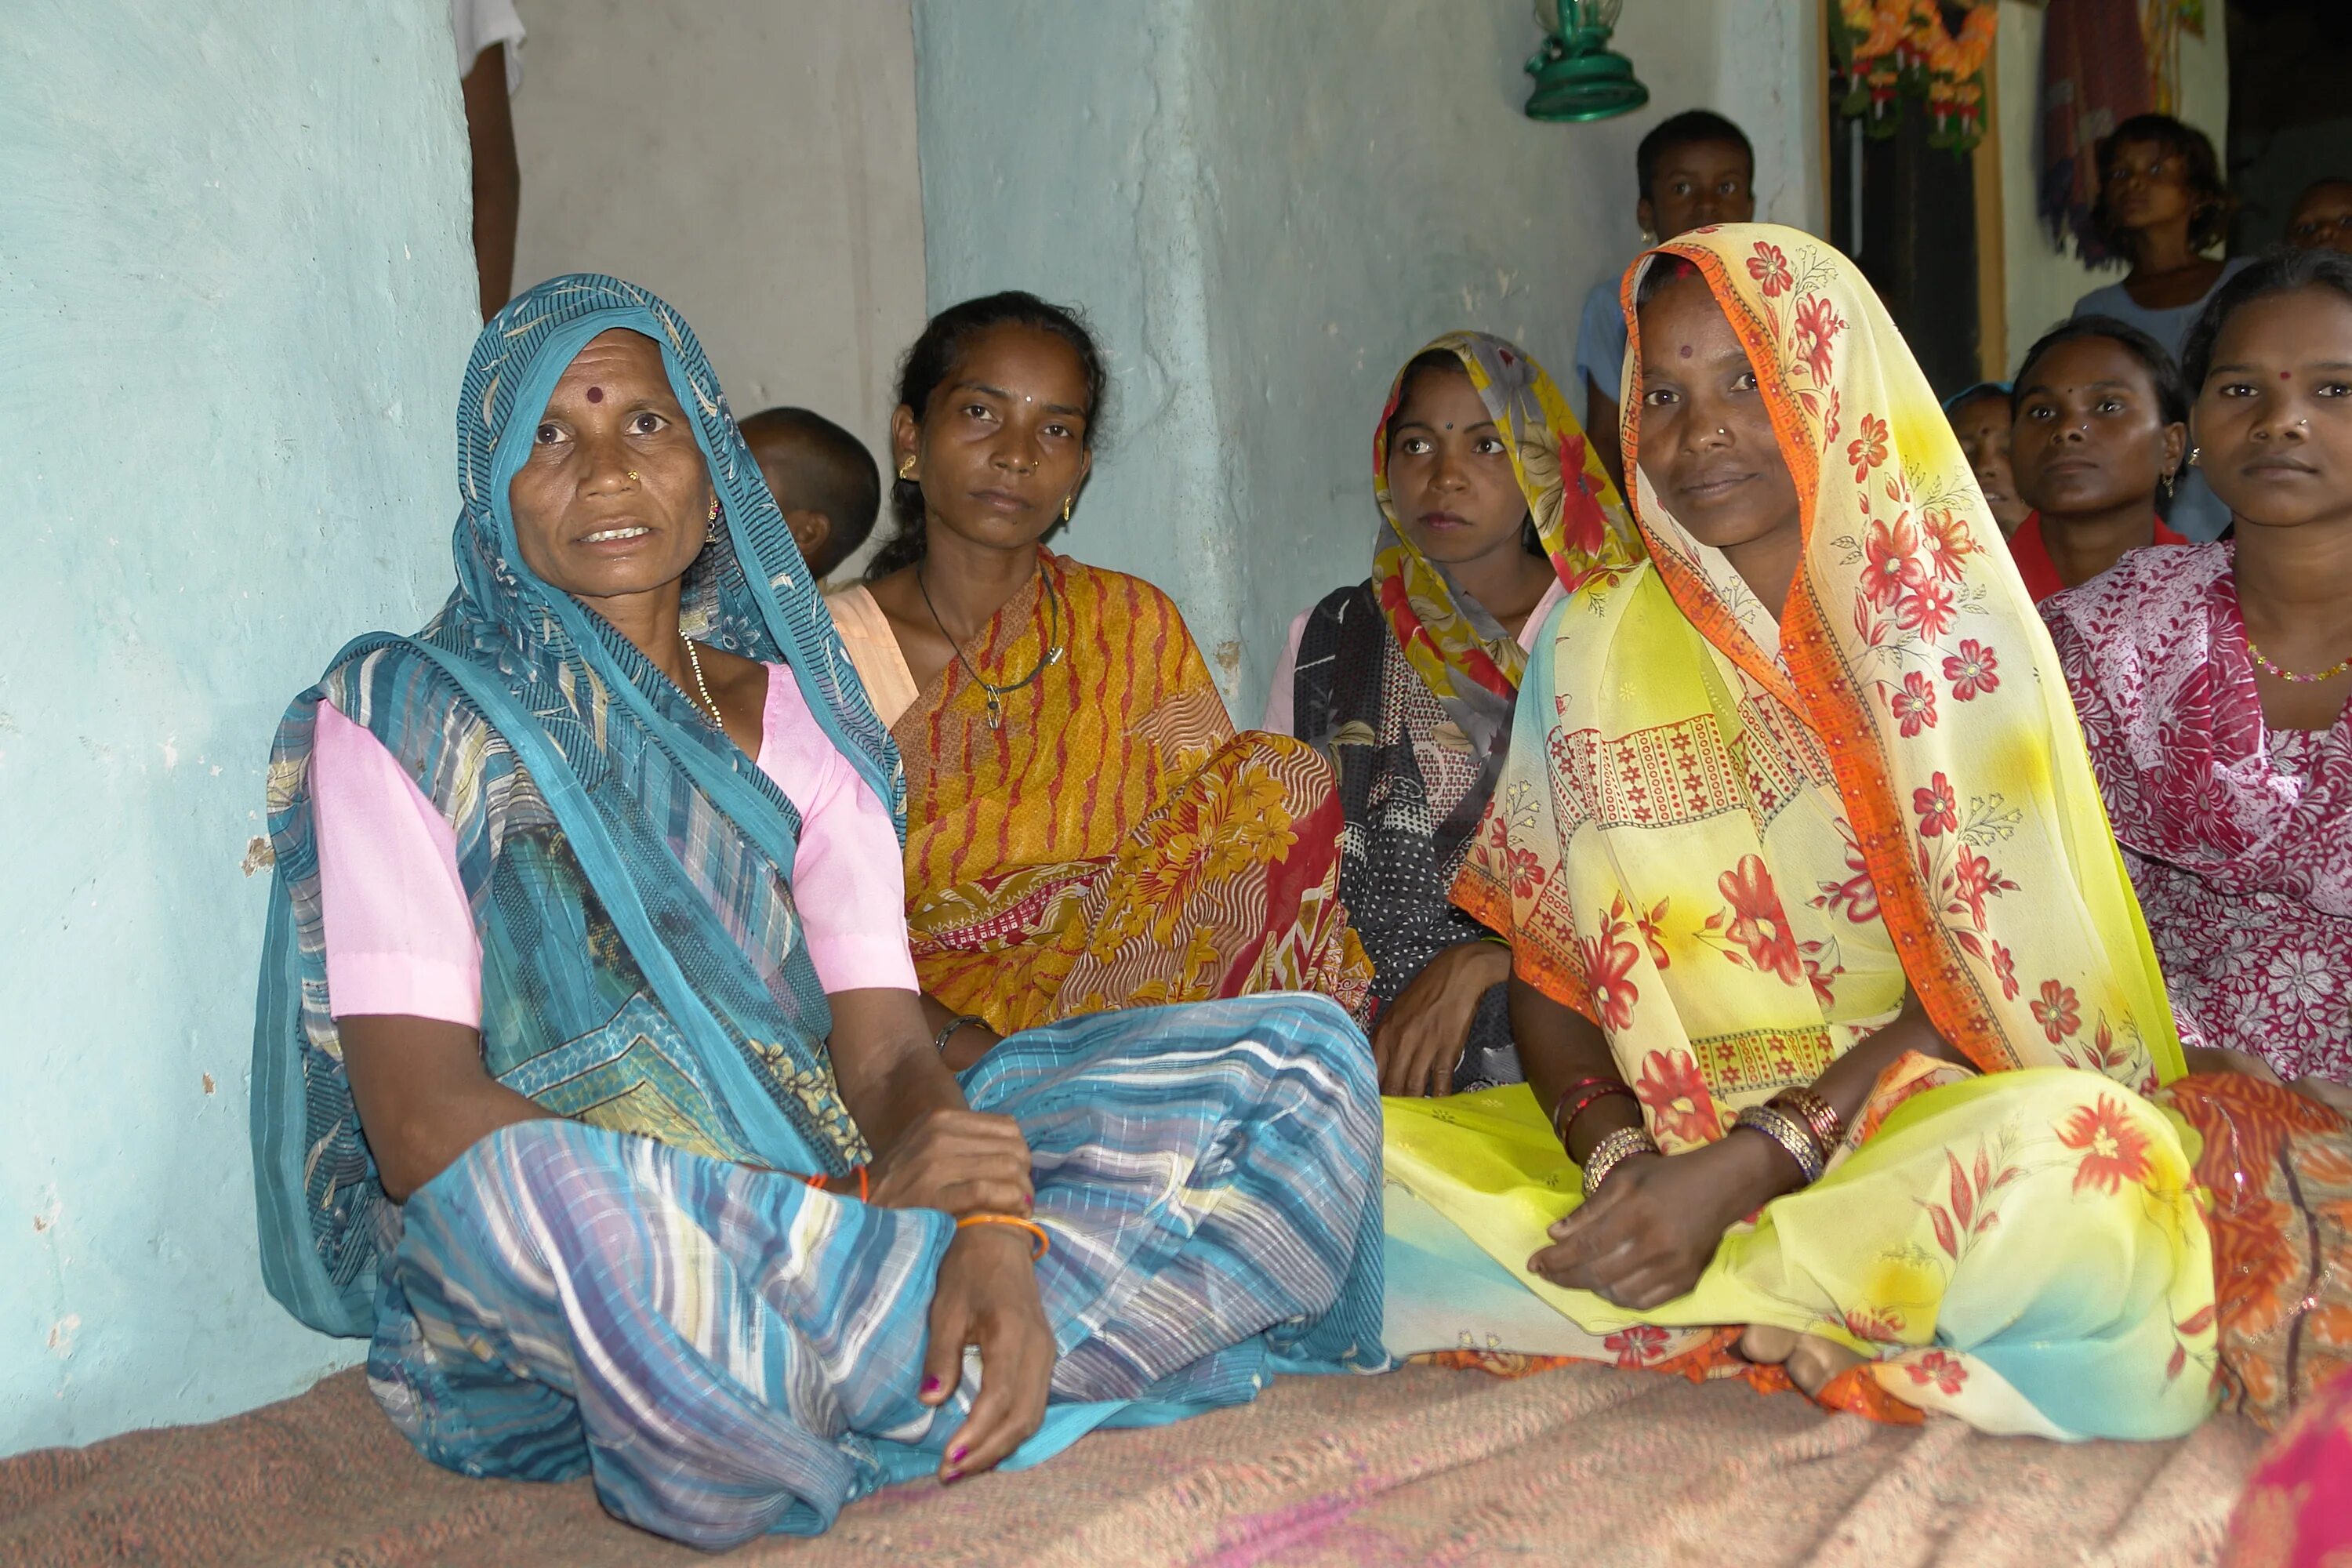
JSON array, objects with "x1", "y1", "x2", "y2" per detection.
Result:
[
  {"x1": 866, "y1": 1106, "x2": 1035, "y2": 1218},
  {"x1": 1526, "y1": 1131, "x2": 1794, "y2": 1311},
  {"x1": 1373, "y1": 941, "x2": 1511, "y2": 1097},
  {"x1": 920, "y1": 1225, "x2": 1055, "y2": 1482}
]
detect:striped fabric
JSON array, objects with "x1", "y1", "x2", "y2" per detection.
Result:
[
  {"x1": 896, "y1": 552, "x2": 1372, "y2": 1033},
  {"x1": 371, "y1": 997, "x2": 1385, "y2": 1548},
  {"x1": 249, "y1": 277, "x2": 1385, "y2": 1548}
]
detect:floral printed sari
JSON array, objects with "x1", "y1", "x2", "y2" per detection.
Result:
[{"x1": 1384, "y1": 224, "x2": 2351, "y2": 1438}]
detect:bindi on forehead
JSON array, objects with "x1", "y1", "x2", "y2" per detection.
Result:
[
  {"x1": 1679, "y1": 344, "x2": 1694, "y2": 360},
  {"x1": 586, "y1": 386, "x2": 604, "y2": 403}
]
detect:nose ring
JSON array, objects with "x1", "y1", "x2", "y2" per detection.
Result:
[{"x1": 626, "y1": 470, "x2": 641, "y2": 481}]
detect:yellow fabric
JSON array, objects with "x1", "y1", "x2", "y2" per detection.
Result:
[
  {"x1": 894, "y1": 550, "x2": 1369, "y2": 1033},
  {"x1": 1454, "y1": 226, "x2": 2182, "y2": 1109},
  {"x1": 1388, "y1": 1072, "x2": 2216, "y2": 1438},
  {"x1": 1396, "y1": 225, "x2": 2210, "y2": 1437}
]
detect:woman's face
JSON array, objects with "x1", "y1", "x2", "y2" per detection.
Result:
[
  {"x1": 2102, "y1": 137, "x2": 2196, "y2": 235},
  {"x1": 2194, "y1": 285, "x2": 2352, "y2": 534},
  {"x1": 2009, "y1": 337, "x2": 2184, "y2": 521},
  {"x1": 1634, "y1": 271, "x2": 1801, "y2": 557},
  {"x1": 890, "y1": 323, "x2": 1091, "y2": 554},
  {"x1": 1947, "y1": 391, "x2": 2028, "y2": 532},
  {"x1": 506, "y1": 328, "x2": 715, "y2": 604},
  {"x1": 1385, "y1": 362, "x2": 1529, "y2": 566},
  {"x1": 2288, "y1": 183, "x2": 2352, "y2": 255}
]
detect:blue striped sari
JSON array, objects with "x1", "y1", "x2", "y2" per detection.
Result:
[{"x1": 252, "y1": 276, "x2": 1384, "y2": 1547}]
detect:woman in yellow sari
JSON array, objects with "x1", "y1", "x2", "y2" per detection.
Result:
[
  {"x1": 1387, "y1": 224, "x2": 2352, "y2": 1439},
  {"x1": 827, "y1": 291, "x2": 1369, "y2": 1061}
]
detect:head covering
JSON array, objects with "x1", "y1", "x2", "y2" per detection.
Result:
[
  {"x1": 253, "y1": 276, "x2": 898, "y2": 1334},
  {"x1": 1370, "y1": 332, "x2": 1640, "y2": 766},
  {"x1": 1457, "y1": 224, "x2": 2181, "y2": 1109}
]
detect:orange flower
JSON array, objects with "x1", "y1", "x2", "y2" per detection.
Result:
[
  {"x1": 2054, "y1": 1094, "x2": 2154, "y2": 1197},
  {"x1": 1634, "y1": 1048, "x2": 1723, "y2": 1145},
  {"x1": 2031, "y1": 978, "x2": 2081, "y2": 1044},
  {"x1": 1604, "y1": 1323, "x2": 1671, "y2": 1366},
  {"x1": 1846, "y1": 412, "x2": 1889, "y2": 483},
  {"x1": 1579, "y1": 931, "x2": 1642, "y2": 1031},
  {"x1": 1717, "y1": 855, "x2": 1802, "y2": 985}
]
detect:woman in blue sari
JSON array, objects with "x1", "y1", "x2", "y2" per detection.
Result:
[{"x1": 251, "y1": 276, "x2": 1383, "y2": 1548}]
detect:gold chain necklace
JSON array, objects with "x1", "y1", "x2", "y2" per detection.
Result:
[
  {"x1": 680, "y1": 637, "x2": 728, "y2": 728},
  {"x1": 2246, "y1": 634, "x2": 2352, "y2": 686}
]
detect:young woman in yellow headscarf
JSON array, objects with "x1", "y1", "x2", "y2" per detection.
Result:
[{"x1": 1386, "y1": 224, "x2": 2352, "y2": 1439}]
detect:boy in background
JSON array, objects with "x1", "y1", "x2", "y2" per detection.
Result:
[
  {"x1": 739, "y1": 406, "x2": 882, "y2": 583},
  {"x1": 1575, "y1": 110, "x2": 1756, "y2": 490}
]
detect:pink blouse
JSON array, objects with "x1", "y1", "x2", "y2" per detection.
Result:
[{"x1": 312, "y1": 665, "x2": 916, "y2": 1026}]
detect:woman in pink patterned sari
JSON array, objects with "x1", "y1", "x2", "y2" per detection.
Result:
[{"x1": 2045, "y1": 249, "x2": 2352, "y2": 1091}]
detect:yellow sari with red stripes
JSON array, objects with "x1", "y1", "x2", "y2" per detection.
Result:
[
  {"x1": 1384, "y1": 225, "x2": 2237, "y2": 1439},
  {"x1": 898, "y1": 550, "x2": 1370, "y2": 1033}
]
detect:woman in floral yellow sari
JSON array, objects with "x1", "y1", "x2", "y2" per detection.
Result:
[
  {"x1": 1386, "y1": 224, "x2": 2352, "y2": 1439},
  {"x1": 827, "y1": 292, "x2": 1369, "y2": 1058}
]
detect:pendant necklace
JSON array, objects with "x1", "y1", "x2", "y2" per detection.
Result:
[{"x1": 916, "y1": 563, "x2": 1065, "y2": 730}]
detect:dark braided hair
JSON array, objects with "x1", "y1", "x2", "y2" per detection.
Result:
[{"x1": 866, "y1": 291, "x2": 1109, "y2": 580}]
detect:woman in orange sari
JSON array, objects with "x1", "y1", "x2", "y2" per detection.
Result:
[{"x1": 827, "y1": 292, "x2": 1369, "y2": 1062}]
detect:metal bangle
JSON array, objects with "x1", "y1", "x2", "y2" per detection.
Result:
[
  {"x1": 1733, "y1": 1104, "x2": 1826, "y2": 1186},
  {"x1": 932, "y1": 1012, "x2": 986, "y2": 1054},
  {"x1": 1581, "y1": 1124, "x2": 1661, "y2": 1197},
  {"x1": 1769, "y1": 1086, "x2": 1846, "y2": 1155}
]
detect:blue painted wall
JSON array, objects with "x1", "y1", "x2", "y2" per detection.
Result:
[
  {"x1": 0, "y1": 0, "x2": 479, "y2": 1450},
  {"x1": 912, "y1": 0, "x2": 1809, "y2": 718}
]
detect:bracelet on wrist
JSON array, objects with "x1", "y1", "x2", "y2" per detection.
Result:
[
  {"x1": 932, "y1": 1012, "x2": 987, "y2": 1054},
  {"x1": 1581, "y1": 1124, "x2": 1661, "y2": 1197},
  {"x1": 1551, "y1": 1078, "x2": 1638, "y2": 1144},
  {"x1": 1731, "y1": 1103, "x2": 1826, "y2": 1186},
  {"x1": 955, "y1": 1211, "x2": 1051, "y2": 1261},
  {"x1": 1768, "y1": 1086, "x2": 1846, "y2": 1156}
]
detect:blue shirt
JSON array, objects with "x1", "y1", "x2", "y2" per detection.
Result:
[{"x1": 1573, "y1": 273, "x2": 1630, "y2": 410}]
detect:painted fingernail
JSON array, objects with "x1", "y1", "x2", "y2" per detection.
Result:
[
  {"x1": 948, "y1": 1443, "x2": 967, "y2": 1464},
  {"x1": 921, "y1": 1374, "x2": 942, "y2": 1396}
]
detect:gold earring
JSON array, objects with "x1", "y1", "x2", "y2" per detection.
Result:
[
  {"x1": 897, "y1": 456, "x2": 916, "y2": 481},
  {"x1": 1062, "y1": 494, "x2": 1074, "y2": 523}
]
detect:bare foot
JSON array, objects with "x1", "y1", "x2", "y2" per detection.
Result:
[{"x1": 1739, "y1": 1323, "x2": 1864, "y2": 1396}]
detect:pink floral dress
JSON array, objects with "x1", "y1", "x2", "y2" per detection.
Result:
[{"x1": 2044, "y1": 543, "x2": 2352, "y2": 1083}]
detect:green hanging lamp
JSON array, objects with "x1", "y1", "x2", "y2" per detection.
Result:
[{"x1": 1524, "y1": 0, "x2": 1650, "y2": 123}]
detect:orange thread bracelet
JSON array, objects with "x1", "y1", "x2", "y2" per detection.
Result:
[{"x1": 955, "y1": 1213, "x2": 1050, "y2": 1261}]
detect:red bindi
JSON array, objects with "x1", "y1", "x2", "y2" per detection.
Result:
[
  {"x1": 2282, "y1": 372, "x2": 2293, "y2": 380},
  {"x1": 1679, "y1": 344, "x2": 1693, "y2": 360},
  {"x1": 586, "y1": 386, "x2": 604, "y2": 402}
]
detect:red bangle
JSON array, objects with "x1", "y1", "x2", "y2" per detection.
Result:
[
  {"x1": 1769, "y1": 1087, "x2": 1845, "y2": 1156},
  {"x1": 1552, "y1": 1078, "x2": 1637, "y2": 1140}
]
